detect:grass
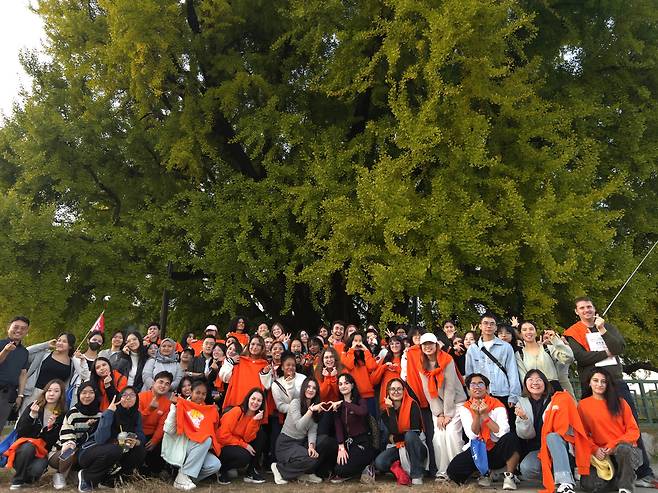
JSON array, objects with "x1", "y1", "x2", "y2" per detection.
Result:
[{"x1": 0, "y1": 468, "x2": 482, "y2": 493}]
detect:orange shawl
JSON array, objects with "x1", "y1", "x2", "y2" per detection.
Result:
[
  {"x1": 539, "y1": 392, "x2": 591, "y2": 493},
  {"x1": 564, "y1": 321, "x2": 591, "y2": 351},
  {"x1": 465, "y1": 395, "x2": 505, "y2": 450},
  {"x1": 388, "y1": 392, "x2": 415, "y2": 448},
  {"x1": 176, "y1": 399, "x2": 222, "y2": 455},
  {"x1": 226, "y1": 332, "x2": 249, "y2": 347},
  {"x1": 3, "y1": 438, "x2": 47, "y2": 468},
  {"x1": 405, "y1": 346, "x2": 454, "y2": 408}
]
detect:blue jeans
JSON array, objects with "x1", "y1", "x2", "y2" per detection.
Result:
[
  {"x1": 520, "y1": 433, "x2": 574, "y2": 485},
  {"x1": 374, "y1": 431, "x2": 427, "y2": 480}
]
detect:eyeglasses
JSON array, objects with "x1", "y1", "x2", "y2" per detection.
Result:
[
  {"x1": 122, "y1": 393, "x2": 137, "y2": 399},
  {"x1": 389, "y1": 387, "x2": 404, "y2": 393},
  {"x1": 469, "y1": 382, "x2": 486, "y2": 389}
]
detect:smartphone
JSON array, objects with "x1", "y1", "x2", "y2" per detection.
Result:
[{"x1": 60, "y1": 446, "x2": 76, "y2": 461}]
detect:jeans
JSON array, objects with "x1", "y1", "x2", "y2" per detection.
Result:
[
  {"x1": 374, "y1": 431, "x2": 427, "y2": 479},
  {"x1": 616, "y1": 380, "x2": 653, "y2": 479},
  {"x1": 520, "y1": 433, "x2": 574, "y2": 485}
]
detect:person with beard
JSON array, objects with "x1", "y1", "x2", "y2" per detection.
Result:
[
  {"x1": 113, "y1": 332, "x2": 149, "y2": 392},
  {"x1": 76, "y1": 387, "x2": 147, "y2": 491},
  {"x1": 90, "y1": 357, "x2": 127, "y2": 411},
  {"x1": 81, "y1": 331, "x2": 104, "y2": 372},
  {"x1": 50, "y1": 382, "x2": 103, "y2": 489},
  {"x1": 142, "y1": 338, "x2": 183, "y2": 391},
  {"x1": 340, "y1": 332, "x2": 378, "y2": 417},
  {"x1": 6, "y1": 379, "x2": 66, "y2": 490}
]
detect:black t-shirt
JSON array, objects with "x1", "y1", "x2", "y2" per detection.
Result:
[
  {"x1": 0, "y1": 339, "x2": 30, "y2": 388},
  {"x1": 35, "y1": 354, "x2": 71, "y2": 389}
]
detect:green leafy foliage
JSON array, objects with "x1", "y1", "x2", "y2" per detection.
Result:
[{"x1": 0, "y1": 0, "x2": 655, "y2": 365}]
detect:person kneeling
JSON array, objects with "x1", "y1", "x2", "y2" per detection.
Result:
[
  {"x1": 77, "y1": 387, "x2": 147, "y2": 491},
  {"x1": 374, "y1": 378, "x2": 427, "y2": 486},
  {"x1": 578, "y1": 368, "x2": 642, "y2": 493},
  {"x1": 271, "y1": 377, "x2": 331, "y2": 484},
  {"x1": 446, "y1": 373, "x2": 520, "y2": 490},
  {"x1": 162, "y1": 380, "x2": 222, "y2": 490}
]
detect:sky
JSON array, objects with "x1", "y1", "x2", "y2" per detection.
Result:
[{"x1": 0, "y1": 1, "x2": 45, "y2": 117}]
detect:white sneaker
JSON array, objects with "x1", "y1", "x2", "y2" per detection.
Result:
[
  {"x1": 478, "y1": 475, "x2": 492, "y2": 487},
  {"x1": 271, "y1": 463, "x2": 288, "y2": 485},
  {"x1": 174, "y1": 471, "x2": 196, "y2": 491},
  {"x1": 53, "y1": 473, "x2": 67, "y2": 490},
  {"x1": 298, "y1": 473, "x2": 322, "y2": 484},
  {"x1": 502, "y1": 472, "x2": 517, "y2": 491},
  {"x1": 411, "y1": 478, "x2": 423, "y2": 485},
  {"x1": 435, "y1": 472, "x2": 449, "y2": 482}
]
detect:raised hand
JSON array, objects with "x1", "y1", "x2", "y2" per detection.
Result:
[{"x1": 107, "y1": 395, "x2": 119, "y2": 412}]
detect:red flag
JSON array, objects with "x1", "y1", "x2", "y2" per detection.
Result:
[{"x1": 90, "y1": 311, "x2": 105, "y2": 334}]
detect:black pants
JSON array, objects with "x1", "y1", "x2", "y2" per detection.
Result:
[
  {"x1": 78, "y1": 443, "x2": 147, "y2": 486},
  {"x1": 219, "y1": 427, "x2": 265, "y2": 473},
  {"x1": 140, "y1": 435, "x2": 167, "y2": 475},
  {"x1": 616, "y1": 380, "x2": 653, "y2": 479},
  {"x1": 11, "y1": 442, "x2": 48, "y2": 485},
  {"x1": 447, "y1": 432, "x2": 520, "y2": 484},
  {"x1": 334, "y1": 434, "x2": 375, "y2": 478},
  {"x1": 315, "y1": 435, "x2": 338, "y2": 478},
  {"x1": 420, "y1": 406, "x2": 436, "y2": 475}
]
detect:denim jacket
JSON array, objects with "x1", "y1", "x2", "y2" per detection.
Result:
[{"x1": 465, "y1": 337, "x2": 521, "y2": 404}]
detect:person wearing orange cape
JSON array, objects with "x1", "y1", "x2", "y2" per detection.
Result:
[
  {"x1": 340, "y1": 331, "x2": 379, "y2": 417},
  {"x1": 514, "y1": 370, "x2": 589, "y2": 493},
  {"x1": 6, "y1": 379, "x2": 66, "y2": 490},
  {"x1": 446, "y1": 373, "x2": 520, "y2": 489},
  {"x1": 161, "y1": 380, "x2": 222, "y2": 491},
  {"x1": 369, "y1": 336, "x2": 403, "y2": 411},
  {"x1": 578, "y1": 368, "x2": 643, "y2": 493},
  {"x1": 374, "y1": 378, "x2": 427, "y2": 486}
]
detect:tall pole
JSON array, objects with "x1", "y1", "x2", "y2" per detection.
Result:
[{"x1": 412, "y1": 296, "x2": 418, "y2": 330}]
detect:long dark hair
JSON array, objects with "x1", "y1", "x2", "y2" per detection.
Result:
[
  {"x1": 345, "y1": 331, "x2": 366, "y2": 366},
  {"x1": 582, "y1": 367, "x2": 622, "y2": 416},
  {"x1": 300, "y1": 377, "x2": 320, "y2": 422},
  {"x1": 90, "y1": 356, "x2": 114, "y2": 390},
  {"x1": 337, "y1": 373, "x2": 361, "y2": 404},
  {"x1": 57, "y1": 332, "x2": 76, "y2": 357},
  {"x1": 230, "y1": 316, "x2": 248, "y2": 333},
  {"x1": 383, "y1": 336, "x2": 404, "y2": 363},
  {"x1": 240, "y1": 388, "x2": 266, "y2": 414},
  {"x1": 125, "y1": 331, "x2": 148, "y2": 361}
]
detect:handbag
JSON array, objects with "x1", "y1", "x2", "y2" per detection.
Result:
[
  {"x1": 0, "y1": 428, "x2": 18, "y2": 467},
  {"x1": 470, "y1": 437, "x2": 489, "y2": 475}
]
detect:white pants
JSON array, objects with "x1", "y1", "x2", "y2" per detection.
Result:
[{"x1": 432, "y1": 408, "x2": 464, "y2": 475}]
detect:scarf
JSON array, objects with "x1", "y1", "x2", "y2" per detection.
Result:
[
  {"x1": 97, "y1": 370, "x2": 128, "y2": 411},
  {"x1": 390, "y1": 392, "x2": 415, "y2": 449},
  {"x1": 176, "y1": 398, "x2": 222, "y2": 454},
  {"x1": 421, "y1": 350, "x2": 454, "y2": 399},
  {"x1": 465, "y1": 395, "x2": 505, "y2": 450},
  {"x1": 564, "y1": 321, "x2": 591, "y2": 351},
  {"x1": 539, "y1": 392, "x2": 591, "y2": 493}
]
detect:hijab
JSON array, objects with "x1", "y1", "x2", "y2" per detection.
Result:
[
  {"x1": 71, "y1": 382, "x2": 101, "y2": 416},
  {"x1": 112, "y1": 386, "x2": 140, "y2": 436}
]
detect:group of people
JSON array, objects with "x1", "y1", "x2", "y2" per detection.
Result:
[{"x1": 0, "y1": 296, "x2": 655, "y2": 493}]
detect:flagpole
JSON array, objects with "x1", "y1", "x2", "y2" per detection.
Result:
[
  {"x1": 602, "y1": 240, "x2": 658, "y2": 317},
  {"x1": 75, "y1": 311, "x2": 105, "y2": 353}
]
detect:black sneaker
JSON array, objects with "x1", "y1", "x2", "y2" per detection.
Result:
[
  {"x1": 244, "y1": 469, "x2": 266, "y2": 484},
  {"x1": 217, "y1": 472, "x2": 231, "y2": 485}
]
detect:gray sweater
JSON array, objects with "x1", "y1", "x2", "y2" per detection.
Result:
[{"x1": 280, "y1": 398, "x2": 317, "y2": 445}]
